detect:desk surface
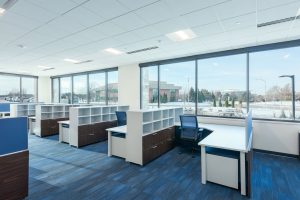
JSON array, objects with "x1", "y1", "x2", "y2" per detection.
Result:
[
  {"x1": 198, "y1": 124, "x2": 247, "y2": 152},
  {"x1": 29, "y1": 116, "x2": 36, "y2": 120},
  {"x1": 106, "y1": 125, "x2": 127, "y2": 134},
  {"x1": 58, "y1": 120, "x2": 70, "y2": 125}
]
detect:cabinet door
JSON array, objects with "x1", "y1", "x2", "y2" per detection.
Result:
[
  {"x1": 78, "y1": 125, "x2": 88, "y2": 146},
  {"x1": 40, "y1": 120, "x2": 50, "y2": 136},
  {"x1": 143, "y1": 134, "x2": 153, "y2": 150}
]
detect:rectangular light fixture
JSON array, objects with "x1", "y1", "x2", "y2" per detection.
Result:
[
  {"x1": 63, "y1": 58, "x2": 79, "y2": 63},
  {"x1": 104, "y1": 48, "x2": 123, "y2": 55},
  {"x1": 0, "y1": 7, "x2": 5, "y2": 15},
  {"x1": 166, "y1": 29, "x2": 197, "y2": 42}
]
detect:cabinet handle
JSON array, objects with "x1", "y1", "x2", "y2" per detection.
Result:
[
  {"x1": 152, "y1": 145, "x2": 158, "y2": 149},
  {"x1": 89, "y1": 134, "x2": 95, "y2": 136},
  {"x1": 153, "y1": 133, "x2": 157, "y2": 135}
]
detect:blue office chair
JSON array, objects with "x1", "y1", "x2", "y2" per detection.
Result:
[
  {"x1": 115, "y1": 111, "x2": 127, "y2": 126},
  {"x1": 179, "y1": 115, "x2": 203, "y2": 156}
]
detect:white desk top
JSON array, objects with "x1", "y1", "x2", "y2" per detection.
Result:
[
  {"x1": 198, "y1": 124, "x2": 247, "y2": 152},
  {"x1": 58, "y1": 120, "x2": 70, "y2": 125},
  {"x1": 106, "y1": 125, "x2": 127, "y2": 134},
  {"x1": 29, "y1": 116, "x2": 36, "y2": 119}
]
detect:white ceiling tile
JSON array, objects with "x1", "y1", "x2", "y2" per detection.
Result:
[
  {"x1": 111, "y1": 13, "x2": 148, "y2": 31},
  {"x1": 181, "y1": 7, "x2": 218, "y2": 27},
  {"x1": 135, "y1": 1, "x2": 174, "y2": 24},
  {"x1": 257, "y1": 0, "x2": 299, "y2": 11},
  {"x1": 83, "y1": 0, "x2": 129, "y2": 19},
  {"x1": 152, "y1": 17, "x2": 188, "y2": 34},
  {"x1": 90, "y1": 22, "x2": 125, "y2": 37},
  {"x1": 193, "y1": 22, "x2": 223, "y2": 37},
  {"x1": 117, "y1": 0, "x2": 158, "y2": 10},
  {"x1": 214, "y1": 0, "x2": 256, "y2": 20},
  {"x1": 221, "y1": 13, "x2": 257, "y2": 31},
  {"x1": 132, "y1": 26, "x2": 161, "y2": 40},
  {"x1": 26, "y1": 0, "x2": 77, "y2": 14}
]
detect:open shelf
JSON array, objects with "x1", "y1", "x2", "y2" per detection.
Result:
[
  {"x1": 163, "y1": 119, "x2": 169, "y2": 128},
  {"x1": 53, "y1": 106, "x2": 63, "y2": 112},
  {"x1": 41, "y1": 113, "x2": 52, "y2": 120},
  {"x1": 143, "y1": 112, "x2": 152, "y2": 123},
  {"x1": 169, "y1": 118, "x2": 174, "y2": 126},
  {"x1": 163, "y1": 110, "x2": 169, "y2": 118},
  {"x1": 110, "y1": 114, "x2": 117, "y2": 121},
  {"x1": 153, "y1": 121, "x2": 161, "y2": 131},
  {"x1": 91, "y1": 107, "x2": 101, "y2": 115},
  {"x1": 143, "y1": 123, "x2": 152, "y2": 134},
  {"x1": 41, "y1": 106, "x2": 52, "y2": 113},
  {"x1": 110, "y1": 106, "x2": 117, "y2": 113},
  {"x1": 102, "y1": 114, "x2": 110, "y2": 121},
  {"x1": 102, "y1": 107, "x2": 109, "y2": 114},
  {"x1": 169, "y1": 109, "x2": 174, "y2": 117},
  {"x1": 153, "y1": 111, "x2": 161, "y2": 121},
  {"x1": 91, "y1": 115, "x2": 101, "y2": 123},
  {"x1": 79, "y1": 108, "x2": 90, "y2": 116},
  {"x1": 79, "y1": 117, "x2": 90, "y2": 125}
]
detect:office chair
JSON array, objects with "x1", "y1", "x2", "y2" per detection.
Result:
[
  {"x1": 115, "y1": 111, "x2": 127, "y2": 126},
  {"x1": 179, "y1": 115, "x2": 203, "y2": 157}
]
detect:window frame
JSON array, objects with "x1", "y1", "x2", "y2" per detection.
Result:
[
  {"x1": 139, "y1": 39, "x2": 300, "y2": 122},
  {"x1": 50, "y1": 67, "x2": 118, "y2": 105},
  {"x1": 0, "y1": 72, "x2": 38, "y2": 103}
]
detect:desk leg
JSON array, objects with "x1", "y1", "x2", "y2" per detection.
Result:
[
  {"x1": 108, "y1": 131, "x2": 112, "y2": 157},
  {"x1": 240, "y1": 152, "x2": 246, "y2": 195},
  {"x1": 201, "y1": 146, "x2": 206, "y2": 184}
]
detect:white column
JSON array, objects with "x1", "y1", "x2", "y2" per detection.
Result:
[
  {"x1": 240, "y1": 152, "x2": 246, "y2": 195},
  {"x1": 108, "y1": 131, "x2": 112, "y2": 156},
  {"x1": 201, "y1": 146, "x2": 207, "y2": 184}
]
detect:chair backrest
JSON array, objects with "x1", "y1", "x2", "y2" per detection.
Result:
[
  {"x1": 179, "y1": 115, "x2": 199, "y2": 140},
  {"x1": 116, "y1": 111, "x2": 127, "y2": 126}
]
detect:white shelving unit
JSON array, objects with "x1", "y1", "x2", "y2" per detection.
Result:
[
  {"x1": 35, "y1": 104, "x2": 77, "y2": 136},
  {"x1": 10, "y1": 103, "x2": 42, "y2": 117},
  {"x1": 126, "y1": 107, "x2": 183, "y2": 165},
  {"x1": 69, "y1": 105, "x2": 129, "y2": 147}
]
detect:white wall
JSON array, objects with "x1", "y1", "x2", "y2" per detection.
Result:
[
  {"x1": 118, "y1": 64, "x2": 140, "y2": 110},
  {"x1": 38, "y1": 76, "x2": 51, "y2": 103},
  {"x1": 198, "y1": 116, "x2": 299, "y2": 156}
]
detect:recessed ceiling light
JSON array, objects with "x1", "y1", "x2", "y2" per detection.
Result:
[
  {"x1": 63, "y1": 58, "x2": 79, "y2": 63},
  {"x1": 104, "y1": 48, "x2": 124, "y2": 55},
  {"x1": 166, "y1": 29, "x2": 197, "y2": 42},
  {"x1": 0, "y1": 7, "x2": 5, "y2": 15}
]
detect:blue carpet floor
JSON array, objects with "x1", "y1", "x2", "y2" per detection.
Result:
[{"x1": 26, "y1": 135, "x2": 300, "y2": 200}]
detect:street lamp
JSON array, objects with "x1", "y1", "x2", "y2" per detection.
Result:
[{"x1": 279, "y1": 75, "x2": 295, "y2": 120}]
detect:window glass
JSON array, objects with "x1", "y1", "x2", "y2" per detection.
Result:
[
  {"x1": 60, "y1": 77, "x2": 72, "y2": 104},
  {"x1": 21, "y1": 77, "x2": 37, "y2": 103},
  {"x1": 141, "y1": 66, "x2": 158, "y2": 108},
  {"x1": 160, "y1": 61, "x2": 195, "y2": 114},
  {"x1": 0, "y1": 75, "x2": 20, "y2": 102},
  {"x1": 250, "y1": 47, "x2": 300, "y2": 120},
  {"x1": 107, "y1": 71, "x2": 118, "y2": 104},
  {"x1": 52, "y1": 78, "x2": 59, "y2": 103},
  {"x1": 89, "y1": 73, "x2": 106, "y2": 104},
  {"x1": 73, "y1": 75, "x2": 87, "y2": 104},
  {"x1": 197, "y1": 54, "x2": 247, "y2": 117}
]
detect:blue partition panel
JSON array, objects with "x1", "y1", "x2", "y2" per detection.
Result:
[
  {"x1": 0, "y1": 117, "x2": 28, "y2": 155},
  {"x1": 0, "y1": 103, "x2": 10, "y2": 112}
]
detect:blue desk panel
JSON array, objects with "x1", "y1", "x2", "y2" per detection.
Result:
[
  {"x1": 0, "y1": 103, "x2": 10, "y2": 112},
  {"x1": 0, "y1": 117, "x2": 28, "y2": 155}
]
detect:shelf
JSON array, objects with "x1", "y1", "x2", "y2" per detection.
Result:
[
  {"x1": 102, "y1": 114, "x2": 110, "y2": 121},
  {"x1": 163, "y1": 110, "x2": 169, "y2": 118},
  {"x1": 143, "y1": 123, "x2": 152, "y2": 134},
  {"x1": 79, "y1": 108, "x2": 90, "y2": 116},
  {"x1": 110, "y1": 114, "x2": 117, "y2": 121},
  {"x1": 91, "y1": 107, "x2": 101, "y2": 115},
  {"x1": 91, "y1": 116, "x2": 101, "y2": 123},
  {"x1": 163, "y1": 119, "x2": 169, "y2": 128},
  {"x1": 79, "y1": 117, "x2": 90, "y2": 125},
  {"x1": 102, "y1": 107, "x2": 110, "y2": 114},
  {"x1": 110, "y1": 106, "x2": 117, "y2": 113},
  {"x1": 153, "y1": 111, "x2": 161, "y2": 121},
  {"x1": 169, "y1": 109, "x2": 174, "y2": 117},
  {"x1": 153, "y1": 121, "x2": 161, "y2": 131},
  {"x1": 169, "y1": 118, "x2": 174, "y2": 127},
  {"x1": 143, "y1": 112, "x2": 152, "y2": 123}
]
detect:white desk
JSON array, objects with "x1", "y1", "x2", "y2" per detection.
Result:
[
  {"x1": 28, "y1": 116, "x2": 36, "y2": 135},
  {"x1": 58, "y1": 120, "x2": 70, "y2": 143},
  {"x1": 106, "y1": 125, "x2": 127, "y2": 158},
  {"x1": 198, "y1": 124, "x2": 248, "y2": 195}
]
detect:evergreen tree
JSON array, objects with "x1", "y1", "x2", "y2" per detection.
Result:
[
  {"x1": 213, "y1": 98, "x2": 216, "y2": 107},
  {"x1": 189, "y1": 87, "x2": 195, "y2": 102},
  {"x1": 225, "y1": 98, "x2": 229, "y2": 107},
  {"x1": 232, "y1": 99, "x2": 235, "y2": 108},
  {"x1": 218, "y1": 98, "x2": 222, "y2": 107}
]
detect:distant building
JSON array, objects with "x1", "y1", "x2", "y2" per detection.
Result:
[{"x1": 148, "y1": 81, "x2": 181, "y2": 102}]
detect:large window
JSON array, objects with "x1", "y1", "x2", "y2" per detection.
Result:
[
  {"x1": 52, "y1": 78, "x2": 59, "y2": 103},
  {"x1": 89, "y1": 73, "x2": 106, "y2": 104},
  {"x1": 141, "y1": 66, "x2": 158, "y2": 108},
  {"x1": 52, "y1": 68, "x2": 118, "y2": 105},
  {"x1": 140, "y1": 42, "x2": 300, "y2": 121},
  {"x1": 108, "y1": 71, "x2": 118, "y2": 104},
  {"x1": 198, "y1": 54, "x2": 247, "y2": 117},
  {"x1": 21, "y1": 77, "x2": 37, "y2": 103},
  {"x1": 73, "y1": 75, "x2": 87, "y2": 104},
  {"x1": 160, "y1": 61, "x2": 195, "y2": 114},
  {"x1": 60, "y1": 77, "x2": 72, "y2": 104},
  {"x1": 0, "y1": 74, "x2": 37, "y2": 103},
  {"x1": 250, "y1": 47, "x2": 300, "y2": 120}
]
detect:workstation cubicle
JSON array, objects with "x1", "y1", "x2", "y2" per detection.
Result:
[{"x1": 0, "y1": 116, "x2": 29, "y2": 200}]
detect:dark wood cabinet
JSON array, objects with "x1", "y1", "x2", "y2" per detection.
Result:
[
  {"x1": 0, "y1": 150, "x2": 28, "y2": 200},
  {"x1": 77, "y1": 120, "x2": 117, "y2": 147},
  {"x1": 142, "y1": 126, "x2": 176, "y2": 165},
  {"x1": 40, "y1": 118, "x2": 69, "y2": 137}
]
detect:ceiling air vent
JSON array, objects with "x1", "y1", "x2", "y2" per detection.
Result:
[
  {"x1": 74, "y1": 60, "x2": 93, "y2": 64},
  {"x1": 126, "y1": 46, "x2": 159, "y2": 54},
  {"x1": 257, "y1": 16, "x2": 300, "y2": 28},
  {"x1": 42, "y1": 67, "x2": 55, "y2": 71}
]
